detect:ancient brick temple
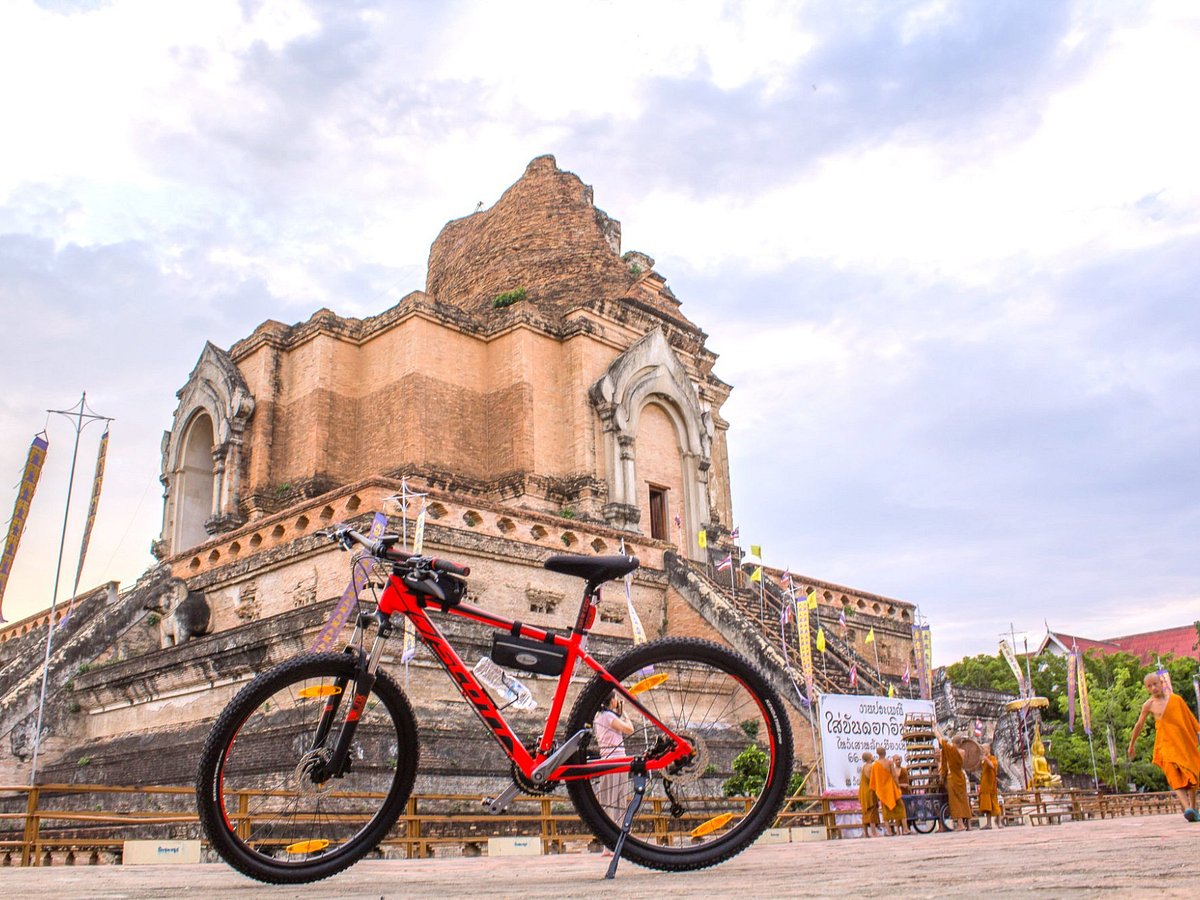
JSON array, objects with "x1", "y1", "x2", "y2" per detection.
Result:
[{"x1": 1, "y1": 156, "x2": 919, "y2": 794}]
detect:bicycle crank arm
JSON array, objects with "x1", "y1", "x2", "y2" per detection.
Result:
[
  {"x1": 483, "y1": 782, "x2": 522, "y2": 815},
  {"x1": 530, "y1": 728, "x2": 591, "y2": 785}
]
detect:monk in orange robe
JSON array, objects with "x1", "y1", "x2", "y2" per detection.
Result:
[
  {"x1": 937, "y1": 731, "x2": 972, "y2": 831},
  {"x1": 1128, "y1": 672, "x2": 1200, "y2": 820},
  {"x1": 871, "y1": 746, "x2": 908, "y2": 835},
  {"x1": 858, "y1": 751, "x2": 879, "y2": 837},
  {"x1": 977, "y1": 744, "x2": 1002, "y2": 829}
]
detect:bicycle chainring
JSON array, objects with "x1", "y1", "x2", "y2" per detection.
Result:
[{"x1": 511, "y1": 760, "x2": 557, "y2": 795}]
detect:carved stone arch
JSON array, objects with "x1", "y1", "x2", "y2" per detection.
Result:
[
  {"x1": 157, "y1": 342, "x2": 255, "y2": 558},
  {"x1": 589, "y1": 328, "x2": 713, "y2": 559}
]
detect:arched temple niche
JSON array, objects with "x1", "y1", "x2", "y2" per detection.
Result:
[
  {"x1": 589, "y1": 328, "x2": 713, "y2": 561},
  {"x1": 157, "y1": 343, "x2": 255, "y2": 559}
]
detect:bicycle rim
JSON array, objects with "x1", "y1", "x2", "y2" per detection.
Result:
[
  {"x1": 196, "y1": 653, "x2": 418, "y2": 884},
  {"x1": 567, "y1": 638, "x2": 792, "y2": 870}
]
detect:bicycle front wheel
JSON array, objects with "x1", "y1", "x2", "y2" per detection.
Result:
[
  {"x1": 566, "y1": 638, "x2": 793, "y2": 871},
  {"x1": 196, "y1": 652, "x2": 419, "y2": 884}
]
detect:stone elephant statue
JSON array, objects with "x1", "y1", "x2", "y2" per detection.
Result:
[{"x1": 144, "y1": 576, "x2": 211, "y2": 648}]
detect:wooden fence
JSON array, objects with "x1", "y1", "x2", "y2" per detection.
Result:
[{"x1": 0, "y1": 783, "x2": 1182, "y2": 867}]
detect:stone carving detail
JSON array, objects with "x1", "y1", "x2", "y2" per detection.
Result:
[
  {"x1": 525, "y1": 588, "x2": 562, "y2": 615},
  {"x1": 288, "y1": 571, "x2": 318, "y2": 608},
  {"x1": 599, "y1": 602, "x2": 626, "y2": 624},
  {"x1": 235, "y1": 583, "x2": 259, "y2": 621},
  {"x1": 143, "y1": 576, "x2": 212, "y2": 648}
]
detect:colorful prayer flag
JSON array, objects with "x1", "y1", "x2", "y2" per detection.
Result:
[
  {"x1": 1078, "y1": 650, "x2": 1092, "y2": 735},
  {"x1": 312, "y1": 512, "x2": 389, "y2": 653},
  {"x1": 0, "y1": 433, "x2": 49, "y2": 622},
  {"x1": 1067, "y1": 645, "x2": 1078, "y2": 732},
  {"x1": 795, "y1": 597, "x2": 815, "y2": 704},
  {"x1": 999, "y1": 638, "x2": 1027, "y2": 696},
  {"x1": 71, "y1": 428, "x2": 109, "y2": 597}
]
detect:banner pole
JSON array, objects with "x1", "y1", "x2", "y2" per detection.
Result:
[{"x1": 30, "y1": 392, "x2": 112, "y2": 785}]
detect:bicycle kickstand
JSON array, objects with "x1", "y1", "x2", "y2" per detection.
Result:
[{"x1": 604, "y1": 763, "x2": 648, "y2": 880}]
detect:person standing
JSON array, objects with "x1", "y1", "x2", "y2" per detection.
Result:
[
  {"x1": 858, "y1": 751, "x2": 879, "y2": 837},
  {"x1": 1128, "y1": 672, "x2": 1200, "y2": 821},
  {"x1": 593, "y1": 692, "x2": 635, "y2": 821},
  {"x1": 978, "y1": 744, "x2": 1002, "y2": 829},
  {"x1": 871, "y1": 747, "x2": 908, "y2": 835},
  {"x1": 935, "y1": 729, "x2": 972, "y2": 831}
]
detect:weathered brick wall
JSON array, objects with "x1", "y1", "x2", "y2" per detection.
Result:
[{"x1": 426, "y1": 155, "x2": 635, "y2": 316}]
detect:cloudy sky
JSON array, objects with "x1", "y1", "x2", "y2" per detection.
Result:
[{"x1": 1, "y1": 0, "x2": 1196, "y2": 665}]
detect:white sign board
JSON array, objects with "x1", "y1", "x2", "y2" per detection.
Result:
[{"x1": 818, "y1": 693, "x2": 934, "y2": 793}]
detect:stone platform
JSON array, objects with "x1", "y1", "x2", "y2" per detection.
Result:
[{"x1": 5, "y1": 814, "x2": 1197, "y2": 898}]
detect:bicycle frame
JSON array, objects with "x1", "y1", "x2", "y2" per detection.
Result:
[{"x1": 367, "y1": 568, "x2": 694, "y2": 784}]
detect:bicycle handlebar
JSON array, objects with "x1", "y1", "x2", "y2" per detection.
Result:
[{"x1": 317, "y1": 525, "x2": 471, "y2": 577}]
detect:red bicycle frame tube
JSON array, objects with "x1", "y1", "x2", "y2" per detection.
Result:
[{"x1": 377, "y1": 573, "x2": 693, "y2": 781}]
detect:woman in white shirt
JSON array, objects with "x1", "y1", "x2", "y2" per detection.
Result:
[{"x1": 593, "y1": 691, "x2": 635, "y2": 820}]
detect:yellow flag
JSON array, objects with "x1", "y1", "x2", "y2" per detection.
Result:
[
  {"x1": 888, "y1": 683, "x2": 895, "y2": 698},
  {"x1": 807, "y1": 591, "x2": 817, "y2": 610},
  {"x1": 750, "y1": 566, "x2": 762, "y2": 582},
  {"x1": 698, "y1": 529, "x2": 707, "y2": 549},
  {"x1": 816, "y1": 628, "x2": 826, "y2": 653},
  {"x1": 865, "y1": 628, "x2": 875, "y2": 644},
  {"x1": 750, "y1": 544, "x2": 762, "y2": 559}
]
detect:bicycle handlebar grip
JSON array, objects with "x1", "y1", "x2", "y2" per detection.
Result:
[{"x1": 431, "y1": 557, "x2": 470, "y2": 577}]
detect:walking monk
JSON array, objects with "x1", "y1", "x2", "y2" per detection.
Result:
[
  {"x1": 858, "y1": 751, "x2": 879, "y2": 837},
  {"x1": 1128, "y1": 672, "x2": 1200, "y2": 821},
  {"x1": 978, "y1": 744, "x2": 1002, "y2": 829},
  {"x1": 871, "y1": 746, "x2": 908, "y2": 835},
  {"x1": 935, "y1": 728, "x2": 972, "y2": 831}
]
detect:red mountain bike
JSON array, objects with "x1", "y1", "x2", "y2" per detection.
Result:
[{"x1": 195, "y1": 524, "x2": 793, "y2": 884}]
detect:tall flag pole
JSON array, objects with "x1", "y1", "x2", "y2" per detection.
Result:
[
  {"x1": 0, "y1": 432, "x2": 50, "y2": 623},
  {"x1": 62, "y1": 427, "x2": 110, "y2": 627},
  {"x1": 401, "y1": 497, "x2": 428, "y2": 667},
  {"x1": 31, "y1": 392, "x2": 113, "y2": 786}
]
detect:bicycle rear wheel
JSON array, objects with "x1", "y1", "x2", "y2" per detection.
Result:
[
  {"x1": 196, "y1": 652, "x2": 418, "y2": 884},
  {"x1": 566, "y1": 638, "x2": 793, "y2": 870}
]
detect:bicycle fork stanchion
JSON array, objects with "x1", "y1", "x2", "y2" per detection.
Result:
[{"x1": 605, "y1": 762, "x2": 648, "y2": 880}]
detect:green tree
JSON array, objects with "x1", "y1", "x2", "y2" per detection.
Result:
[{"x1": 945, "y1": 653, "x2": 1019, "y2": 692}]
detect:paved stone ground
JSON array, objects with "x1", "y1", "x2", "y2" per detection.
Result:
[{"x1": 4, "y1": 815, "x2": 1198, "y2": 898}]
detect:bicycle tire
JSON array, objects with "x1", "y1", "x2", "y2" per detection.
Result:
[
  {"x1": 196, "y1": 652, "x2": 418, "y2": 884},
  {"x1": 565, "y1": 637, "x2": 793, "y2": 871},
  {"x1": 910, "y1": 815, "x2": 936, "y2": 834}
]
